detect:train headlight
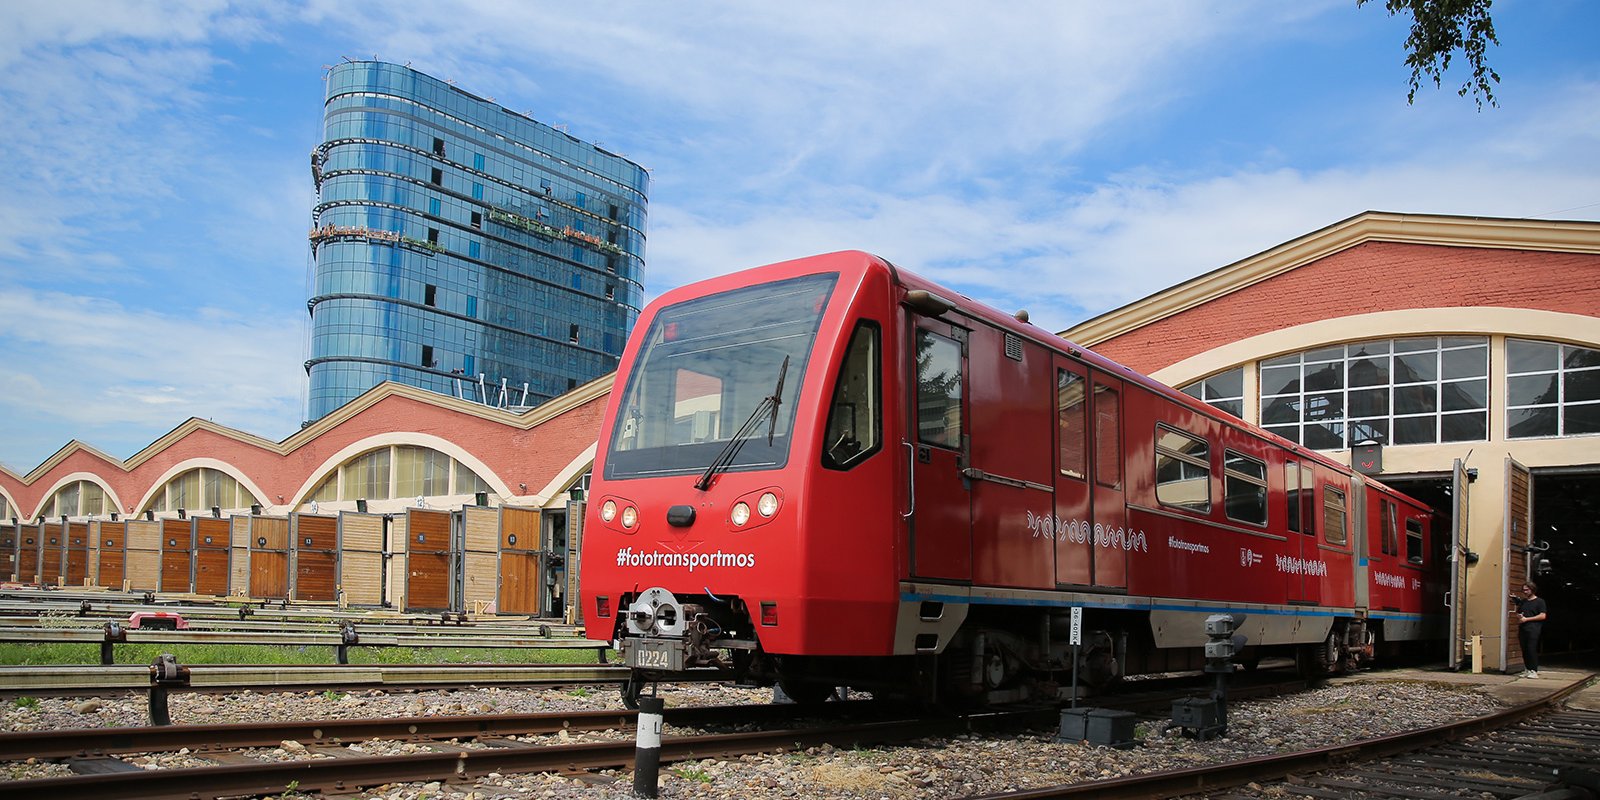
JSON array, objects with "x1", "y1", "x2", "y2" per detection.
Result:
[
  {"x1": 600, "y1": 500, "x2": 617, "y2": 522},
  {"x1": 621, "y1": 506, "x2": 638, "y2": 529},
  {"x1": 757, "y1": 492, "x2": 780, "y2": 517},
  {"x1": 730, "y1": 502, "x2": 751, "y2": 527}
]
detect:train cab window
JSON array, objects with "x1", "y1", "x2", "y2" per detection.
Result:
[
  {"x1": 1057, "y1": 370, "x2": 1087, "y2": 479},
  {"x1": 1094, "y1": 384, "x2": 1121, "y2": 488},
  {"x1": 1155, "y1": 426, "x2": 1210, "y2": 512},
  {"x1": 1381, "y1": 499, "x2": 1399, "y2": 555},
  {"x1": 916, "y1": 330, "x2": 963, "y2": 449},
  {"x1": 823, "y1": 322, "x2": 881, "y2": 470},
  {"x1": 671, "y1": 369, "x2": 723, "y2": 443},
  {"x1": 1405, "y1": 518, "x2": 1424, "y2": 564},
  {"x1": 1323, "y1": 487, "x2": 1348, "y2": 545},
  {"x1": 1223, "y1": 450, "x2": 1268, "y2": 526}
]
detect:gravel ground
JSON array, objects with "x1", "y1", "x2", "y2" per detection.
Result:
[{"x1": 2, "y1": 677, "x2": 1505, "y2": 798}]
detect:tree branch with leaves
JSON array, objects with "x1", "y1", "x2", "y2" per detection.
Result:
[{"x1": 1360, "y1": 0, "x2": 1501, "y2": 109}]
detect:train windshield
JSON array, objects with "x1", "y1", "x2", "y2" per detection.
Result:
[{"x1": 604, "y1": 273, "x2": 839, "y2": 481}]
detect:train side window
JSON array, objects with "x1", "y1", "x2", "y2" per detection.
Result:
[
  {"x1": 823, "y1": 322, "x2": 881, "y2": 470},
  {"x1": 1155, "y1": 426, "x2": 1210, "y2": 512},
  {"x1": 1287, "y1": 463, "x2": 1315, "y2": 534},
  {"x1": 1323, "y1": 487, "x2": 1348, "y2": 545},
  {"x1": 1405, "y1": 518, "x2": 1424, "y2": 564},
  {"x1": 1286, "y1": 463, "x2": 1302, "y2": 533},
  {"x1": 1093, "y1": 384, "x2": 1121, "y2": 488},
  {"x1": 1223, "y1": 450, "x2": 1267, "y2": 526},
  {"x1": 1057, "y1": 369, "x2": 1087, "y2": 479},
  {"x1": 916, "y1": 330, "x2": 963, "y2": 449},
  {"x1": 1381, "y1": 500, "x2": 1399, "y2": 555}
]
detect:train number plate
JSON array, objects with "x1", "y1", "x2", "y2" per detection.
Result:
[{"x1": 627, "y1": 639, "x2": 683, "y2": 671}]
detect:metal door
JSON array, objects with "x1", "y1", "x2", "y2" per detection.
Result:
[
  {"x1": 907, "y1": 316, "x2": 971, "y2": 582},
  {"x1": 1053, "y1": 357, "x2": 1093, "y2": 586},
  {"x1": 1090, "y1": 373, "x2": 1127, "y2": 589}
]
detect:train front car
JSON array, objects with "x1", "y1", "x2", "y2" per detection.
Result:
[{"x1": 581, "y1": 252, "x2": 901, "y2": 705}]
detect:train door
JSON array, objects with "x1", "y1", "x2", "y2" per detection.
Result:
[
  {"x1": 1447, "y1": 458, "x2": 1471, "y2": 669},
  {"x1": 1090, "y1": 373, "x2": 1127, "y2": 590},
  {"x1": 1284, "y1": 461, "x2": 1317, "y2": 603},
  {"x1": 1054, "y1": 358, "x2": 1092, "y2": 586},
  {"x1": 907, "y1": 316, "x2": 971, "y2": 582},
  {"x1": 1351, "y1": 476, "x2": 1369, "y2": 611}
]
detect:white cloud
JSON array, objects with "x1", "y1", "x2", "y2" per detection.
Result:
[{"x1": 0, "y1": 289, "x2": 305, "y2": 456}]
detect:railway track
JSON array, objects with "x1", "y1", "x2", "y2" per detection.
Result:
[
  {"x1": 0, "y1": 674, "x2": 1314, "y2": 798},
  {"x1": 962, "y1": 674, "x2": 1596, "y2": 799},
  {"x1": 0, "y1": 662, "x2": 641, "y2": 695}
]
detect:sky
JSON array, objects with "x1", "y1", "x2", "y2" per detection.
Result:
[{"x1": 1, "y1": 0, "x2": 1596, "y2": 474}]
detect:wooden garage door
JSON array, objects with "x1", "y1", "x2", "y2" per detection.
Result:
[
  {"x1": 193, "y1": 517, "x2": 231, "y2": 596},
  {"x1": 17, "y1": 526, "x2": 41, "y2": 585},
  {"x1": 292, "y1": 514, "x2": 338, "y2": 602},
  {"x1": 159, "y1": 519, "x2": 194, "y2": 594},
  {"x1": 65, "y1": 522, "x2": 90, "y2": 587},
  {"x1": 0, "y1": 524, "x2": 17, "y2": 582},
  {"x1": 405, "y1": 509, "x2": 452, "y2": 611},
  {"x1": 339, "y1": 512, "x2": 385, "y2": 607},
  {"x1": 124, "y1": 520, "x2": 162, "y2": 591},
  {"x1": 498, "y1": 507, "x2": 542, "y2": 615},
  {"x1": 249, "y1": 516, "x2": 290, "y2": 599},
  {"x1": 43, "y1": 524, "x2": 65, "y2": 587},
  {"x1": 95, "y1": 521, "x2": 126, "y2": 588}
]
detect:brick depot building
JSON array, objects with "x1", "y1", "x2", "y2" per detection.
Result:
[
  {"x1": 3, "y1": 210, "x2": 1596, "y2": 666},
  {"x1": 0, "y1": 379, "x2": 610, "y2": 615},
  {"x1": 1062, "y1": 211, "x2": 1600, "y2": 674}
]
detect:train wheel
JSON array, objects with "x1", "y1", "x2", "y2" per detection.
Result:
[
  {"x1": 776, "y1": 674, "x2": 837, "y2": 705},
  {"x1": 1299, "y1": 628, "x2": 1343, "y2": 678}
]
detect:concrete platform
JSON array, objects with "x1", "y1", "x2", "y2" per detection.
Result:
[{"x1": 1332, "y1": 664, "x2": 1599, "y2": 710}]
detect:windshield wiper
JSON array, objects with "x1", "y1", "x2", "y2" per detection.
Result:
[{"x1": 694, "y1": 356, "x2": 789, "y2": 491}]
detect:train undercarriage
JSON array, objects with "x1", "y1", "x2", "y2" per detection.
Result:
[{"x1": 611, "y1": 587, "x2": 1384, "y2": 709}]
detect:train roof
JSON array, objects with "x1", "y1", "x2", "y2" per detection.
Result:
[{"x1": 649, "y1": 250, "x2": 1430, "y2": 511}]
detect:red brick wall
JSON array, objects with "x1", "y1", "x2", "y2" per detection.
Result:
[
  {"x1": 0, "y1": 389, "x2": 610, "y2": 519},
  {"x1": 1093, "y1": 243, "x2": 1600, "y2": 374}
]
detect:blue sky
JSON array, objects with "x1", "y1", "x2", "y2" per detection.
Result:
[{"x1": 1, "y1": 0, "x2": 1596, "y2": 473}]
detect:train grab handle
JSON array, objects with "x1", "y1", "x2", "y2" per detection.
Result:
[{"x1": 902, "y1": 441, "x2": 915, "y2": 520}]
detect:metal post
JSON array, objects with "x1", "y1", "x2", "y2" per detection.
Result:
[
  {"x1": 149, "y1": 684, "x2": 171, "y2": 726},
  {"x1": 633, "y1": 695, "x2": 664, "y2": 798}
]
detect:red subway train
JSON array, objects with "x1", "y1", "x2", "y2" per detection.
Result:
[{"x1": 580, "y1": 251, "x2": 1444, "y2": 705}]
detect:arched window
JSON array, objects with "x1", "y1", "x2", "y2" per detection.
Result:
[
  {"x1": 304, "y1": 445, "x2": 494, "y2": 505},
  {"x1": 147, "y1": 468, "x2": 257, "y2": 513},
  {"x1": 1506, "y1": 339, "x2": 1600, "y2": 438},
  {"x1": 1260, "y1": 337, "x2": 1489, "y2": 449},
  {"x1": 1178, "y1": 367, "x2": 1244, "y2": 419},
  {"x1": 45, "y1": 480, "x2": 107, "y2": 518}
]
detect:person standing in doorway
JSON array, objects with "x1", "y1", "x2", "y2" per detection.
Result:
[{"x1": 1511, "y1": 581, "x2": 1548, "y2": 678}]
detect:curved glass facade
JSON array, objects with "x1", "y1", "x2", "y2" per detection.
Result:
[{"x1": 307, "y1": 62, "x2": 648, "y2": 422}]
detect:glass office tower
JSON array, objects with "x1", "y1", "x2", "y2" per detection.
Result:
[{"x1": 306, "y1": 61, "x2": 648, "y2": 423}]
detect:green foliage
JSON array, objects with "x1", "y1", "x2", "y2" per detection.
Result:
[
  {"x1": 672, "y1": 765, "x2": 713, "y2": 784},
  {"x1": 12, "y1": 696, "x2": 39, "y2": 709},
  {"x1": 568, "y1": 686, "x2": 591, "y2": 698},
  {"x1": 320, "y1": 690, "x2": 346, "y2": 701},
  {"x1": 1359, "y1": 0, "x2": 1500, "y2": 108}
]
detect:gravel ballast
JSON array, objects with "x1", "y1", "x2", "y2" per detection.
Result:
[{"x1": 2, "y1": 676, "x2": 1507, "y2": 798}]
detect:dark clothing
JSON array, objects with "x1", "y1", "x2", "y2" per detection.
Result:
[{"x1": 1514, "y1": 596, "x2": 1547, "y2": 671}]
